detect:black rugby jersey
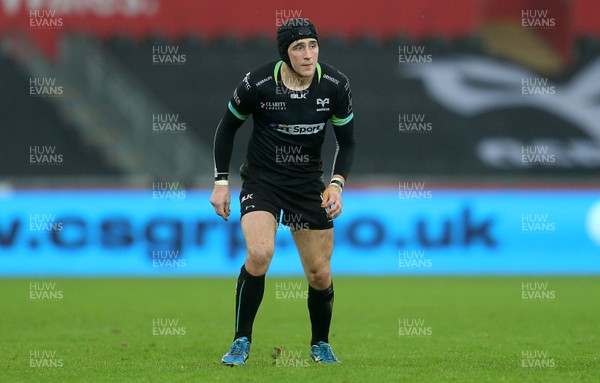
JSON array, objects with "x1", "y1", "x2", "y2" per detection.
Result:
[{"x1": 226, "y1": 60, "x2": 353, "y2": 187}]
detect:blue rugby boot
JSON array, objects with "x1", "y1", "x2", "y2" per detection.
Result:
[
  {"x1": 310, "y1": 341, "x2": 341, "y2": 364},
  {"x1": 221, "y1": 337, "x2": 250, "y2": 366}
]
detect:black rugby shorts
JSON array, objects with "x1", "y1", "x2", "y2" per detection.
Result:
[{"x1": 239, "y1": 177, "x2": 333, "y2": 230}]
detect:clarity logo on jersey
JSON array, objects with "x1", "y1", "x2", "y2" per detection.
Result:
[
  {"x1": 261, "y1": 101, "x2": 287, "y2": 110},
  {"x1": 270, "y1": 123, "x2": 325, "y2": 135}
]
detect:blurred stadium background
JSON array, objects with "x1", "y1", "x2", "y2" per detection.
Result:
[{"x1": 1, "y1": 0, "x2": 600, "y2": 276}]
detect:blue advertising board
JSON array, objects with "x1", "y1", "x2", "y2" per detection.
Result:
[{"x1": 1, "y1": 189, "x2": 599, "y2": 276}]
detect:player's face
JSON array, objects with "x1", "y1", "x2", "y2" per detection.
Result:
[{"x1": 287, "y1": 38, "x2": 319, "y2": 78}]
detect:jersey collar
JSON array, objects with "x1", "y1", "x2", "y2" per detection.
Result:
[{"x1": 274, "y1": 60, "x2": 321, "y2": 85}]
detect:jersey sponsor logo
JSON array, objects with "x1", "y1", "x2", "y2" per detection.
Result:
[
  {"x1": 347, "y1": 89, "x2": 353, "y2": 113},
  {"x1": 241, "y1": 194, "x2": 253, "y2": 203},
  {"x1": 242, "y1": 72, "x2": 251, "y2": 90},
  {"x1": 255, "y1": 76, "x2": 273, "y2": 87},
  {"x1": 232, "y1": 89, "x2": 241, "y2": 105},
  {"x1": 316, "y1": 98, "x2": 329, "y2": 107},
  {"x1": 322, "y1": 74, "x2": 339, "y2": 85},
  {"x1": 261, "y1": 101, "x2": 287, "y2": 110},
  {"x1": 270, "y1": 123, "x2": 325, "y2": 135},
  {"x1": 316, "y1": 98, "x2": 330, "y2": 112},
  {"x1": 290, "y1": 92, "x2": 307, "y2": 99}
]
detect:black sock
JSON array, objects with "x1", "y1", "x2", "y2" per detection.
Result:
[
  {"x1": 307, "y1": 282, "x2": 334, "y2": 346},
  {"x1": 233, "y1": 264, "x2": 265, "y2": 343}
]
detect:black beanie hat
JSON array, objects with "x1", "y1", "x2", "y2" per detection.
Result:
[{"x1": 277, "y1": 18, "x2": 319, "y2": 67}]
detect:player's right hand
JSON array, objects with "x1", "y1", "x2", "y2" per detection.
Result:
[
  {"x1": 210, "y1": 185, "x2": 231, "y2": 221},
  {"x1": 321, "y1": 184, "x2": 343, "y2": 219}
]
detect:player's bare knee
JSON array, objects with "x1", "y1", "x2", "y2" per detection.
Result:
[
  {"x1": 306, "y1": 267, "x2": 331, "y2": 290},
  {"x1": 245, "y1": 246, "x2": 273, "y2": 274}
]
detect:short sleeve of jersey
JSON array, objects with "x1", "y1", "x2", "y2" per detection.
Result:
[
  {"x1": 227, "y1": 71, "x2": 256, "y2": 121},
  {"x1": 331, "y1": 74, "x2": 354, "y2": 127}
]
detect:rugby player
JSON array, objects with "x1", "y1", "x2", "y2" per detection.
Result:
[{"x1": 210, "y1": 18, "x2": 355, "y2": 366}]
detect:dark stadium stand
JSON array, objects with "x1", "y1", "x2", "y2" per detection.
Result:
[
  {"x1": 0, "y1": 50, "x2": 120, "y2": 177},
  {"x1": 574, "y1": 35, "x2": 600, "y2": 69},
  {"x1": 4, "y1": 32, "x2": 599, "y2": 179}
]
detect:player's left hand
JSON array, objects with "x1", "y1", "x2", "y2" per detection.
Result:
[{"x1": 321, "y1": 184, "x2": 343, "y2": 219}]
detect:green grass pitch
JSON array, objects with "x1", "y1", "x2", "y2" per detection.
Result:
[{"x1": 1, "y1": 277, "x2": 598, "y2": 382}]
